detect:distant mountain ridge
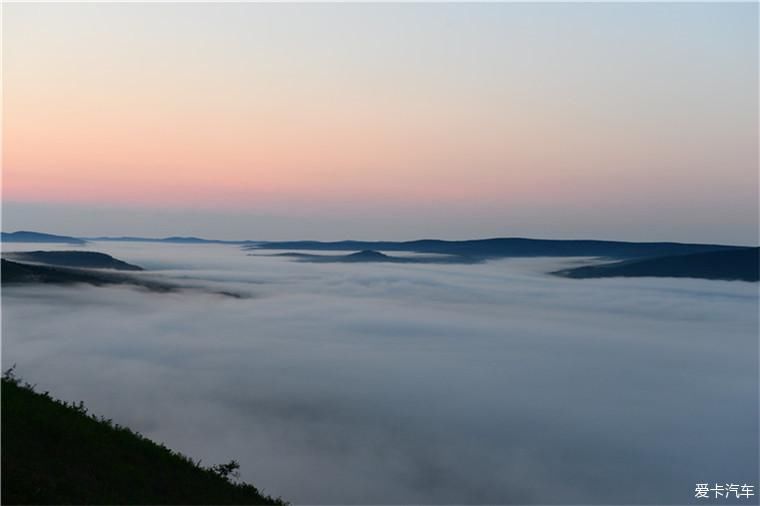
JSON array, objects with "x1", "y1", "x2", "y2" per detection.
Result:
[
  {"x1": 4, "y1": 231, "x2": 751, "y2": 257},
  {"x1": 1, "y1": 231, "x2": 86, "y2": 245},
  {"x1": 82, "y1": 236, "x2": 255, "y2": 245},
  {"x1": 249, "y1": 238, "x2": 746, "y2": 259}
]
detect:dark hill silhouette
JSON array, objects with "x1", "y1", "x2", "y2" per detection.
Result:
[
  {"x1": 5, "y1": 251, "x2": 143, "y2": 271},
  {"x1": 250, "y1": 238, "x2": 745, "y2": 259},
  {"x1": 2, "y1": 370, "x2": 283, "y2": 505},
  {"x1": 553, "y1": 247, "x2": 759, "y2": 282},
  {"x1": 1, "y1": 231, "x2": 85, "y2": 245}
]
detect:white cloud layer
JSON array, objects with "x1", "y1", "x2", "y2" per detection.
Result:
[{"x1": 2, "y1": 242, "x2": 758, "y2": 504}]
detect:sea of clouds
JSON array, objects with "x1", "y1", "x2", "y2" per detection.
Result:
[{"x1": 2, "y1": 242, "x2": 758, "y2": 504}]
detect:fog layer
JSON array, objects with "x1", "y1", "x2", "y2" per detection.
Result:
[{"x1": 2, "y1": 242, "x2": 757, "y2": 504}]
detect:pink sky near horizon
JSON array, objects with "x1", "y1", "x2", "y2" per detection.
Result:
[{"x1": 2, "y1": 3, "x2": 757, "y2": 242}]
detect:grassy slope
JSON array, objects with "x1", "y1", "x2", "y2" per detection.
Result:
[{"x1": 2, "y1": 375, "x2": 284, "y2": 505}]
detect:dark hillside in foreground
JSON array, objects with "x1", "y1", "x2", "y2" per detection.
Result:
[
  {"x1": 5, "y1": 251, "x2": 143, "y2": 271},
  {"x1": 250, "y1": 238, "x2": 745, "y2": 259},
  {"x1": 553, "y1": 247, "x2": 760, "y2": 282},
  {"x1": 2, "y1": 372, "x2": 284, "y2": 505}
]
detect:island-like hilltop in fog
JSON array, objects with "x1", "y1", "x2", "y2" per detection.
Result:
[
  {"x1": 5, "y1": 251, "x2": 143, "y2": 271},
  {"x1": 268, "y1": 250, "x2": 481, "y2": 264},
  {"x1": 0, "y1": 248, "x2": 244, "y2": 297}
]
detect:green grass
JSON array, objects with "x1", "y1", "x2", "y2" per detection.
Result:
[{"x1": 2, "y1": 369, "x2": 285, "y2": 505}]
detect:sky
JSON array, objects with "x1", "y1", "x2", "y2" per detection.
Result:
[{"x1": 2, "y1": 3, "x2": 758, "y2": 243}]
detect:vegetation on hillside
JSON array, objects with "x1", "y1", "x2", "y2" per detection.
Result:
[{"x1": 2, "y1": 367, "x2": 285, "y2": 505}]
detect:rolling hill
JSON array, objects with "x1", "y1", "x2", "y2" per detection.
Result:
[
  {"x1": 5, "y1": 251, "x2": 143, "y2": 271},
  {"x1": 553, "y1": 247, "x2": 759, "y2": 282},
  {"x1": 1, "y1": 231, "x2": 86, "y2": 245}
]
